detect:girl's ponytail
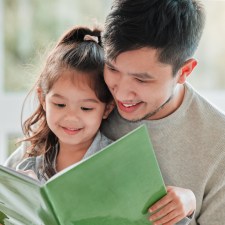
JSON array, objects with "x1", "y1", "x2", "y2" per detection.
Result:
[{"x1": 57, "y1": 26, "x2": 102, "y2": 46}]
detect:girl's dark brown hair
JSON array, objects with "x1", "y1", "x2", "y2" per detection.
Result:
[{"x1": 21, "y1": 26, "x2": 112, "y2": 178}]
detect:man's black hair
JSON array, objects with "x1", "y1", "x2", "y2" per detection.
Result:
[{"x1": 103, "y1": 0, "x2": 205, "y2": 75}]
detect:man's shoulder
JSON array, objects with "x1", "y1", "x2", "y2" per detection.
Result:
[
  {"x1": 101, "y1": 109, "x2": 141, "y2": 140},
  {"x1": 190, "y1": 86, "x2": 225, "y2": 127},
  {"x1": 185, "y1": 83, "x2": 225, "y2": 122},
  {"x1": 187, "y1": 86, "x2": 225, "y2": 152}
]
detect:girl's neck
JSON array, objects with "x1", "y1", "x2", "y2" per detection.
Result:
[{"x1": 56, "y1": 141, "x2": 92, "y2": 172}]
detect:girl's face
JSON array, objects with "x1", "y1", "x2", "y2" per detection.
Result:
[{"x1": 40, "y1": 70, "x2": 112, "y2": 151}]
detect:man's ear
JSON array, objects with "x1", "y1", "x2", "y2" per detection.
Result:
[
  {"x1": 103, "y1": 101, "x2": 115, "y2": 119},
  {"x1": 177, "y1": 59, "x2": 197, "y2": 84},
  {"x1": 37, "y1": 87, "x2": 46, "y2": 111}
]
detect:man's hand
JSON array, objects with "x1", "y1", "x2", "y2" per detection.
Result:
[{"x1": 149, "y1": 186, "x2": 196, "y2": 225}]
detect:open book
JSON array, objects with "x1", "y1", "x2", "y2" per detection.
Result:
[{"x1": 0, "y1": 125, "x2": 166, "y2": 225}]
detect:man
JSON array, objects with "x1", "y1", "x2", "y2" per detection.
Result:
[{"x1": 101, "y1": 0, "x2": 225, "y2": 224}]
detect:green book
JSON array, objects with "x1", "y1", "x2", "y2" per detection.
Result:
[{"x1": 0, "y1": 125, "x2": 166, "y2": 225}]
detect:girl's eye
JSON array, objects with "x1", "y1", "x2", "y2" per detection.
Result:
[
  {"x1": 55, "y1": 103, "x2": 66, "y2": 108},
  {"x1": 81, "y1": 107, "x2": 93, "y2": 111}
]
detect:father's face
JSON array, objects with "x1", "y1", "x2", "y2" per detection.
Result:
[{"x1": 104, "y1": 47, "x2": 184, "y2": 121}]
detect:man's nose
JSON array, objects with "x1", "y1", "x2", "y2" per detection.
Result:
[{"x1": 113, "y1": 77, "x2": 135, "y2": 101}]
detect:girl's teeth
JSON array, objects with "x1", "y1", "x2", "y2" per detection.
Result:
[
  {"x1": 123, "y1": 103, "x2": 137, "y2": 107},
  {"x1": 67, "y1": 128, "x2": 79, "y2": 131}
]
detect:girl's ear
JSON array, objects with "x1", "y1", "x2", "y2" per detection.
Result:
[
  {"x1": 37, "y1": 87, "x2": 46, "y2": 111},
  {"x1": 103, "y1": 101, "x2": 115, "y2": 119},
  {"x1": 177, "y1": 59, "x2": 197, "y2": 84}
]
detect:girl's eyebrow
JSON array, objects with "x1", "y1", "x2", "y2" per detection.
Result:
[
  {"x1": 50, "y1": 94, "x2": 99, "y2": 103},
  {"x1": 82, "y1": 99, "x2": 99, "y2": 103},
  {"x1": 50, "y1": 93, "x2": 66, "y2": 99}
]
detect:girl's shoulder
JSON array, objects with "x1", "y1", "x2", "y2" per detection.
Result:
[
  {"x1": 16, "y1": 154, "x2": 44, "y2": 175},
  {"x1": 3, "y1": 141, "x2": 30, "y2": 169}
]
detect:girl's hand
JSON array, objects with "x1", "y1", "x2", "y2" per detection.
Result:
[{"x1": 149, "y1": 186, "x2": 196, "y2": 225}]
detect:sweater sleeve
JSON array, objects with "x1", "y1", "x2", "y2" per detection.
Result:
[
  {"x1": 197, "y1": 147, "x2": 225, "y2": 224},
  {"x1": 176, "y1": 216, "x2": 193, "y2": 225}
]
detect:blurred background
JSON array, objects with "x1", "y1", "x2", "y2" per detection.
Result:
[{"x1": 0, "y1": 0, "x2": 225, "y2": 163}]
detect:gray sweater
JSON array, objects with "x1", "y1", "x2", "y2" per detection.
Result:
[{"x1": 101, "y1": 83, "x2": 225, "y2": 225}]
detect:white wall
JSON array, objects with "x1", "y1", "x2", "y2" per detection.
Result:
[
  {"x1": 0, "y1": 94, "x2": 26, "y2": 163},
  {"x1": 0, "y1": 0, "x2": 25, "y2": 163}
]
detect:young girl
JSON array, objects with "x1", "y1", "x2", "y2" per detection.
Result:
[{"x1": 4, "y1": 26, "x2": 114, "y2": 183}]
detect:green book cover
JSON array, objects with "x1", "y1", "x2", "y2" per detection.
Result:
[{"x1": 0, "y1": 125, "x2": 166, "y2": 225}]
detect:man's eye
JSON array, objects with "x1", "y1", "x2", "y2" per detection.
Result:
[
  {"x1": 135, "y1": 78, "x2": 148, "y2": 83},
  {"x1": 135, "y1": 78, "x2": 145, "y2": 83},
  {"x1": 81, "y1": 107, "x2": 93, "y2": 111}
]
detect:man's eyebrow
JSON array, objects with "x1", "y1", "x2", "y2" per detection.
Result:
[
  {"x1": 105, "y1": 61, "x2": 155, "y2": 79},
  {"x1": 128, "y1": 72, "x2": 154, "y2": 79},
  {"x1": 105, "y1": 61, "x2": 116, "y2": 68}
]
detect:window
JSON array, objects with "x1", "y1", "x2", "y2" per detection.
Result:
[
  {"x1": 0, "y1": 0, "x2": 112, "y2": 163},
  {"x1": 189, "y1": 0, "x2": 225, "y2": 111},
  {"x1": 1, "y1": 0, "x2": 224, "y2": 163}
]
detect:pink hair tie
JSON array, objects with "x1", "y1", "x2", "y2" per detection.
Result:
[{"x1": 83, "y1": 35, "x2": 98, "y2": 43}]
